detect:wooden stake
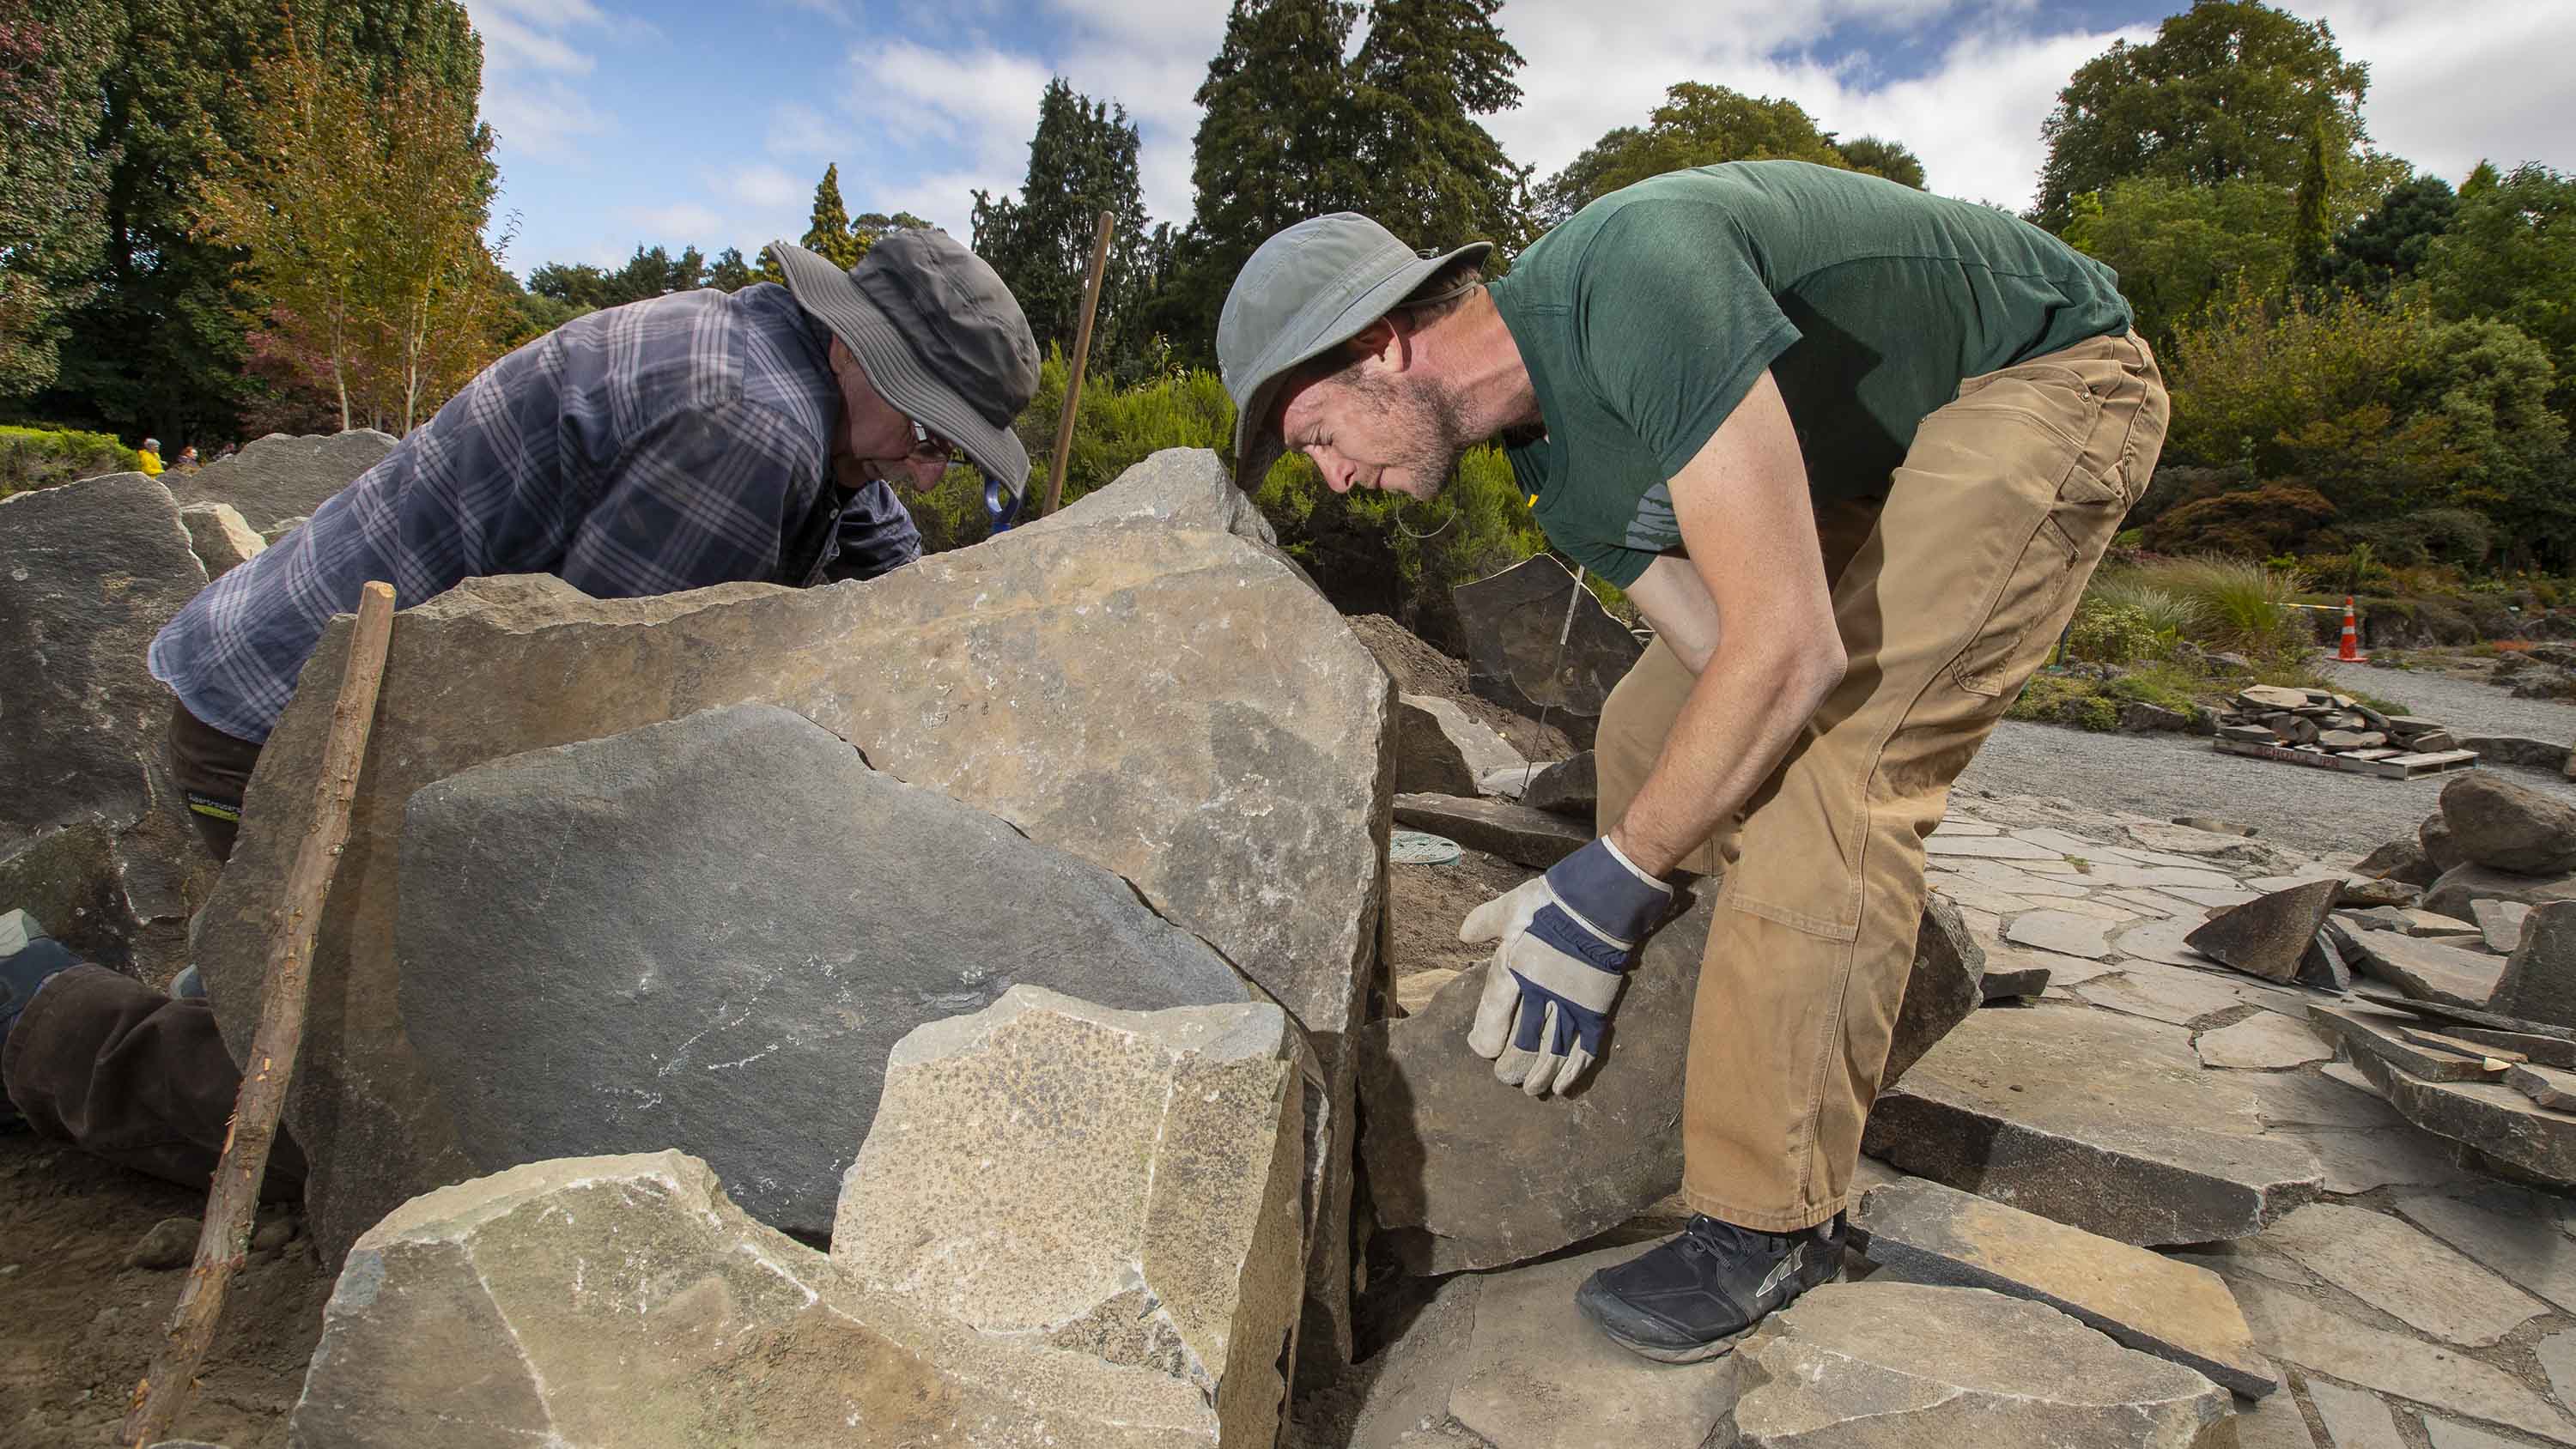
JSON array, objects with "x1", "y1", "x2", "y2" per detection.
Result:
[
  {"x1": 1038, "y1": 210, "x2": 1116, "y2": 519},
  {"x1": 123, "y1": 580, "x2": 399, "y2": 1448}
]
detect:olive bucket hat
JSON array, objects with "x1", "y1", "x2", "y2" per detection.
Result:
[
  {"x1": 1218, "y1": 214, "x2": 1491, "y2": 489},
  {"x1": 772, "y1": 231, "x2": 1041, "y2": 493}
]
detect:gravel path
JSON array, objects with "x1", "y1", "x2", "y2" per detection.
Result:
[
  {"x1": 2317, "y1": 658, "x2": 2576, "y2": 743},
  {"x1": 1959, "y1": 715, "x2": 2576, "y2": 862}
]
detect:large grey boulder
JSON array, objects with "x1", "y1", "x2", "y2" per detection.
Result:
[
  {"x1": 1862, "y1": 1003, "x2": 2322, "y2": 1245},
  {"x1": 1359, "y1": 899, "x2": 1710, "y2": 1274},
  {"x1": 1019, "y1": 446, "x2": 1279, "y2": 546},
  {"x1": 1728, "y1": 1282, "x2": 2236, "y2": 1447},
  {"x1": 1450, "y1": 555, "x2": 1642, "y2": 749},
  {"x1": 195, "y1": 515, "x2": 1393, "y2": 1364},
  {"x1": 1394, "y1": 694, "x2": 1525, "y2": 797},
  {"x1": 2424, "y1": 861, "x2": 2576, "y2": 919},
  {"x1": 835, "y1": 987, "x2": 1305, "y2": 1446},
  {"x1": 2439, "y1": 773, "x2": 2576, "y2": 876},
  {"x1": 164, "y1": 427, "x2": 393, "y2": 534},
  {"x1": 295, "y1": 1145, "x2": 1294, "y2": 1447},
  {"x1": 2495, "y1": 899, "x2": 2576, "y2": 1028},
  {"x1": 397, "y1": 705, "x2": 1252, "y2": 1240},
  {"x1": 0, "y1": 473, "x2": 214, "y2": 974},
  {"x1": 1851, "y1": 1179, "x2": 2273, "y2": 1395}
]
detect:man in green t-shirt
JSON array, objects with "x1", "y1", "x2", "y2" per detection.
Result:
[{"x1": 1219, "y1": 161, "x2": 2167, "y2": 1361}]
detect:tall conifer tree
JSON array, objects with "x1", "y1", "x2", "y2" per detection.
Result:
[
  {"x1": 972, "y1": 78, "x2": 1159, "y2": 379},
  {"x1": 803, "y1": 164, "x2": 860, "y2": 268},
  {"x1": 1346, "y1": 0, "x2": 1525, "y2": 255}
]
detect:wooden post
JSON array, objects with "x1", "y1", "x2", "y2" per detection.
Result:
[
  {"x1": 1038, "y1": 210, "x2": 1116, "y2": 519},
  {"x1": 123, "y1": 581, "x2": 400, "y2": 1447}
]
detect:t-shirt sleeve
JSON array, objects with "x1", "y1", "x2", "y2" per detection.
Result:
[{"x1": 1573, "y1": 203, "x2": 1804, "y2": 481}]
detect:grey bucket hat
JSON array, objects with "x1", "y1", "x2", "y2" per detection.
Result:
[
  {"x1": 1218, "y1": 214, "x2": 1491, "y2": 489},
  {"x1": 771, "y1": 232, "x2": 1041, "y2": 493}
]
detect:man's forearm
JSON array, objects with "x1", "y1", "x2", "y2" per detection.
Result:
[{"x1": 1606, "y1": 636, "x2": 1844, "y2": 879}]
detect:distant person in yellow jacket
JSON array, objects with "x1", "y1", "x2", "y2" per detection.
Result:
[{"x1": 136, "y1": 437, "x2": 163, "y2": 476}]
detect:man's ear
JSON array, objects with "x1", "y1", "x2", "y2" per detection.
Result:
[{"x1": 1346, "y1": 316, "x2": 1414, "y2": 375}]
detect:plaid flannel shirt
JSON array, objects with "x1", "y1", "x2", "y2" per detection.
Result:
[{"x1": 150, "y1": 282, "x2": 921, "y2": 743}]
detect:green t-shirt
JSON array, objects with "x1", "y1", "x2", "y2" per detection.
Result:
[{"x1": 1486, "y1": 160, "x2": 2133, "y2": 587}]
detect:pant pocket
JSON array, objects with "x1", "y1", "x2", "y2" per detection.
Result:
[{"x1": 1949, "y1": 483, "x2": 2098, "y2": 699}]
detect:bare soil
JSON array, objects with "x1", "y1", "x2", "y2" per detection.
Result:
[
  {"x1": 1346, "y1": 614, "x2": 1578, "y2": 762},
  {"x1": 0, "y1": 1133, "x2": 328, "y2": 1449},
  {"x1": 1384, "y1": 846, "x2": 1534, "y2": 1015}
]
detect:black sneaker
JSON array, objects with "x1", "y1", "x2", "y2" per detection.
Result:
[{"x1": 1574, "y1": 1212, "x2": 1846, "y2": 1363}]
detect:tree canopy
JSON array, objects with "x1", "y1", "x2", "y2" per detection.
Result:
[
  {"x1": 2032, "y1": 0, "x2": 2371, "y2": 232},
  {"x1": 1346, "y1": 0, "x2": 1528, "y2": 255},
  {"x1": 971, "y1": 78, "x2": 1163, "y2": 382},
  {"x1": 0, "y1": 0, "x2": 114, "y2": 397},
  {"x1": 1534, "y1": 83, "x2": 1898, "y2": 226}
]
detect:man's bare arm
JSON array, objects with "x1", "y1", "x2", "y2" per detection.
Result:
[
  {"x1": 1605, "y1": 373, "x2": 1846, "y2": 878},
  {"x1": 1621, "y1": 555, "x2": 1723, "y2": 675}
]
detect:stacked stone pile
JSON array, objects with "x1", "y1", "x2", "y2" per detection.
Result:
[
  {"x1": 2489, "y1": 642, "x2": 2576, "y2": 702},
  {"x1": 2212, "y1": 683, "x2": 2476, "y2": 776}
]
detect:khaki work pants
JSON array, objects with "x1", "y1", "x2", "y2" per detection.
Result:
[{"x1": 1595, "y1": 331, "x2": 2168, "y2": 1231}]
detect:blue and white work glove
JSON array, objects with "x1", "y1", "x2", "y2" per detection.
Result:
[{"x1": 1461, "y1": 836, "x2": 1674, "y2": 1098}]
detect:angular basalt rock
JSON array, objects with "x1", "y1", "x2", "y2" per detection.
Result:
[
  {"x1": 176, "y1": 500, "x2": 265, "y2": 579},
  {"x1": 1729, "y1": 1282, "x2": 2237, "y2": 1447},
  {"x1": 1862, "y1": 1003, "x2": 2322, "y2": 1245},
  {"x1": 2185, "y1": 880, "x2": 2341, "y2": 984},
  {"x1": 194, "y1": 514, "x2": 1392, "y2": 1361},
  {"x1": 2424, "y1": 862, "x2": 2576, "y2": 920},
  {"x1": 1358, "y1": 900, "x2": 1711, "y2": 1273},
  {"x1": 2494, "y1": 899, "x2": 2576, "y2": 1028},
  {"x1": 1883, "y1": 895, "x2": 1987, "y2": 1086},
  {"x1": 1019, "y1": 446, "x2": 1281, "y2": 547},
  {"x1": 293, "y1": 1146, "x2": 1286, "y2": 1448},
  {"x1": 1392, "y1": 793, "x2": 1589, "y2": 870},
  {"x1": 163, "y1": 427, "x2": 393, "y2": 534},
  {"x1": 2336, "y1": 925, "x2": 2506, "y2": 1009},
  {"x1": 1450, "y1": 555, "x2": 1641, "y2": 748},
  {"x1": 397, "y1": 704, "x2": 1253, "y2": 1240},
  {"x1": 0, "y1": 473, "x2": 215, "y2": 976},
  {"x1": 2350, "y1": 1051, "x2": 2576, "y2": 1188},
  {"x1": 2440, "y1": 773, "x2": 2576, "y2": 876},
  {"x1": 836, "y1": 987, "x2": 1305, "y2": 1446},
  {"x1": 1517, "y1": 749, "x2": 1598, "y2": 820},
  {"x1": 1393, "y1": 694, "x2": 1526, "y2": 797},
  {"x1": 1850, "y1": 1178, "x2": 2275, "y2": 1396}
]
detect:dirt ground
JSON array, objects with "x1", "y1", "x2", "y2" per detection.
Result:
[
  {"x1": 0, "y1": 1134, "x2": 328, "y2": 1449},
  {"x1": 1347, "y1": 614, "x2": 1580, "y2": 762}
]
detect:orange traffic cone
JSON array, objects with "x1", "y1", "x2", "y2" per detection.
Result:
[{"x1": 2338, "y1": 597, "x2": 2367, "y2": 662}]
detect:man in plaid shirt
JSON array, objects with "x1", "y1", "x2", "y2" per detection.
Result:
[{"x1": 0, "y1": 232, "x2": 1039, "y2": 1190}]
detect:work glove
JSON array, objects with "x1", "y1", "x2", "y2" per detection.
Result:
[{"x1": 1461, "y1": 836, "x2": 1674, "y2": 1098}]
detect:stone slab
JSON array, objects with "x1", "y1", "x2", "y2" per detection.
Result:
[
  {"x1": 2350, "y1": 1051, "x2": 2576, "y2": 1187},
  {"x1": 1394, "y1": 695, "x2": 1525, "y2": 797},
  {"x1": 2507, "y1": 1060, "x2": 2576, "y2": 1110},
  {"x1": 1862, "y1": 1003, "x2": 2323, "y2": 1245},
  {"x1": 397, "y1": 704, "x2": 1253, "y2": 1240},
  {"x1": 1392, "y1": 794, "x2": 1589, "y2": 870},
  {"x1": 2538, "y1": 1331, "x2": 2576, "y2": 1413},
  {"x1": 1883, "y1": 895, "x2": 1987, "y2": 1087},
  {"x1": 2495, "y1": 899, "x2": 2576, "y2": 1028},
  {"x1": 2185, "y1": 881, "x2": 2341, "y2": 984},
  {"x1": 2475, "y1": 898, "x2": 2535, "y2": 954},
  {"x1": 2007, "y1": 910, "x2": 2116, "y2": 959},
  {"x1": 2423, "y1": 862, "x2": 2576, "y2": 921},
  {"x1": 1517, "y1": 751, "x2": 1596, "y2": 820},
  {"x1": 1730, "y1": 1282, "x2": 2235, "y2": 1447},
  {"x1": 2304, "y1": 1380, "x2": 2406, "y2": 1449},
  {"x1": 2269, "y1": 1124, "x2": 2470, "y2": 1195},
  {"x1": 1927, "y1": 834, "x2": 2069, "y2": 860},
  {"x1": 2258, "y1": 1203, "x2": 2545, "y2": 1347},
  {"x1": 2076, "y1": 961, "x2": 2252, "y2": 1026},
  {"x1": 2393, "y1": 1191, "x2": 2576, "y2": 1315},
  {"x1": 2195, "y1": 1014, "x2": 2330, "y2": 1070},
  {"x1": 1850, "y1": 1177, "x2": 2275, "y2": 1395},
  {"x1": 2231, "y1": 1278, "x2": 2575, "y2": 1442},
  {"x1": 2336, "y1": 927, "x2": 2506, "y2": 1010},
  {"x1": 2310, "y1": 1005, "x2": 2511, "y2": 1083},
  {"x1": 1451, "y1": 555, "x2": 1640, "y2": 745},
  {"x1": 1446, "y1": 1245, "x2": 1740, "y2": 1449}
]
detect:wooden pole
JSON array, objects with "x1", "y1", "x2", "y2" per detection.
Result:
[
  {"x1": 124, "y1": 581, "x2": 400, "y2": 1447},
  {"x1": 1038, "y1": 210, "x2": 1116, "y2": 519}
]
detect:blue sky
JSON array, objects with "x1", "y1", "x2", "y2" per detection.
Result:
[{"x1": 468, "y1": 0, "x2": 2576, "y2": 278}]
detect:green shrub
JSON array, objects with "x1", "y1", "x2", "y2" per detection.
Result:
[
  {"x1": 2149, "y1": 555, "x2": 2312, "y2": 658},
  {"x1": 2066, "y1": 598, "x2": 2162, "y2": 664},
  {"x1": 2140, "y1": 483, "x2": 2338, "y2": 557},
  {"x1": 2084, "y1": 571, "x2": 2208, "y2": 641},
  {"x1": 2007, "y1": 674, "x2": 2121, "y2": 731},
  {"x1": 0, "y1": 425, "x2": 141, "y2": 499}
]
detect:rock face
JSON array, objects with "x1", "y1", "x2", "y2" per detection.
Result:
[
  {"x1": 1450, "y1": 555, "x2": 1642, "y2": 748},
  {"x1": 193, "y1": 510, "x2": 1393, "y2": 1348},
  {"x1": 2440, "y1": 773, "x2": 2576, "y2": 875},
  {"x1": 1862, "y1": 1003, "x2": 2322, "y2": 1245},
  {"x1": 1392, "y1": 793, "x2": 1589, "y2": 870},
  {"x1": 1358, "y1": 900, "x2": 1711, "y2": 1273},
  {"x1": 1729, "y1": 1282, "x2": 2236, "y2": 1448},
  {"x1": 163, "y1": 427, "x2": 393, "y2": 533},
  {"x1": 835, "y1": 988, "x2": 1305, "y2": 1446},
  {"x1": 396, "y1": 705, "x2": 1252, "y2": 1240},
  {"x1": 2184, "y1": 881, "x2": 2340, "y2": 983},
  {"x1": 1021, "y1": 446, "x2": 1280, "y2": 547},
  {"x1": 176, "y1": 500, "x2": 265, "y2": 578},
  {"x1": 294, "y1": 1146, "x2": 1293, "y2": 1447},
  {"x1": 0, "y1": 472, "x2": 214, "y2": 975},
  {"x1": 1882, "y1": 896, "x2": 1987, "y2": 1087},
  {"x1": 1394, "y1": 695, "x2": 1526, "y2": 797},
  {"x1": 2495, "y1": 900, "x2": 2576, "y2": 1027},
  {"x1": 1850, "y1": 1178, "x2": 2274, "y2": 1396}
]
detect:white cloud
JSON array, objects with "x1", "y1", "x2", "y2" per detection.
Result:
[
  {"x1": 627, "y1": 202, "x2": 730, "y2": 239},
  {"x1": 764, "y1": 102, "x2": 844, "y2": 161},
  {"x1": 468, "y1": 0, "x2": 625, "y2": 166},
  {"x1": 2305, "y1": 0, "x2": 2576, "y2": 182},
  {"x1": 483, "y1": 76, "x2": 611, "y2": 161},
  {"x1": 721, "y1": 165, "x2": 812, "y2": 210}
]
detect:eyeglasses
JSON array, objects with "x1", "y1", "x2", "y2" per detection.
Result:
[{"x1": 908, "y1": 419, "x2": 967, "y2": 465}]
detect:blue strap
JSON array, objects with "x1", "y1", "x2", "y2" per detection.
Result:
[{"x1": 1528, "y1": 903, "x2": 1635, "y2": 973}]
